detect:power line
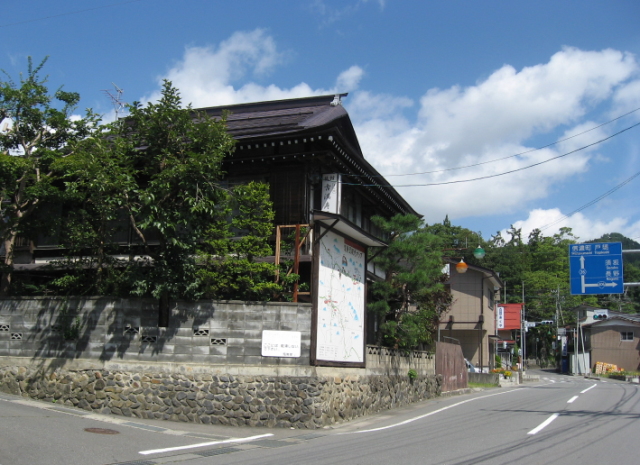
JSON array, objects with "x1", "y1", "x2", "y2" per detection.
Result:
[
  {"x1": 344, "y1": 106, "x2": 640, "y2": 179},
  {"x1": 0, "y1": 0, "x2": 146, "y2": 28},
  {"x1": 341, "y1": 120, "x2": 640, "y2": 188},
  {"x1": 538, "y1": 170, "x2": 640, "y2": 232}
]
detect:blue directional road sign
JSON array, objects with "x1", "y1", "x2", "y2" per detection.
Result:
[{"x1": 569, "y1": 242, "x2": 623, "y2": 295}]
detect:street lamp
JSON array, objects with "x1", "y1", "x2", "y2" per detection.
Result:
[
  {"x1": 473, "y1": 245, "x2": 486, "y2": 259},
  {"x1": 456, "y1": 258, "x2": 468, "y2": 273}
]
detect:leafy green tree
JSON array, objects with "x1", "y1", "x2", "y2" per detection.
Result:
[
  {"x1": 590, "y1": 233, "x2": 640, "y2": 312},
  {"x1": 49, "y1": 134, "x2": 135, "y2": 295},
  {"x1": 368, "y1": 214, "x2": 450, "y2": 349},
  {"x1": 521, "y1": 227, "x2": 593, "y2": 322},
  {"x1": 0, "y1": 57, "x2": 99, "y2": 293},
  {"x1": 198, "y1": 181, "x2": 291, "y2": 301},
  {"x1": 64, "y1": 80, "x2": 235, "y2": 324}
]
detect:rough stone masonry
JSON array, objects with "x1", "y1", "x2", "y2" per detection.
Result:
[{"x1": 0, "y1": 365, "x2": 442, "y2": 428}]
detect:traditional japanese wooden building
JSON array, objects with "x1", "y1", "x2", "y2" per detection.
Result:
[
  {"x1": 202, "y1": 94, "x2": 419, "y2": 366},
  {"x1": 11, "y1": 93, "x2": 421, "y2": 367}
]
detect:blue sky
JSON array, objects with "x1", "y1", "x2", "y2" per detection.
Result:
[{"x1": 2, "y1": 0, "x2": 640, "y2": 242}]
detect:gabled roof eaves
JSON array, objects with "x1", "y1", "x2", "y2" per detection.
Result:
[
  {"x1": 200, "y1": 94, "x2": 348, "y2": 140},
  {"x1": 198, "y1": 94, "x2": 420, "y2": 216}
]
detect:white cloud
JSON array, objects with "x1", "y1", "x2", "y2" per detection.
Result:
[
  {"x1": 350, "y1": 47, "x2": 639, "y2": 222},
  {"x1": 612, "y1": 79, "x2": 640, "y2": 117},
  {"x1": 336, "y1": 66, "x2": 365, "y2": 93},
  {"x1": 145, "y1": 29, "x2": 305, "y2": 107},
  {"x1": 141, "y1": 33, "x2": 639, "y2": 239},
  {"x1": 501, "y1": 208, "x2": 640, "y2": 243},
  {"x1": 144, "y1": 29, "x2": 364, "y2": 108},
  {"x1": 310, "y1": 0, "x2": 385, "y2": 26}
]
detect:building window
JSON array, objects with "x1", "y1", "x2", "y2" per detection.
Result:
[{"x1": 620, "y1": 331, "x2": 634, "y2": 341}]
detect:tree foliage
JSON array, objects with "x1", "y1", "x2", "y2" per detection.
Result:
[
  {"x1": 368, "y1": 214, "x2": 450, "y2": 349},
  {"x1": 0, "y1": 57, "x2": 99, "y2": 293},
  {"x1": 57, "y1": 80, "x2": 238, "y2": 323},
  {"x1": 197, "y1": 181, "x2": 296, "y2": 301},
  {"x1": 2, "y1": 64, "x2": 290, "y2": 320}
]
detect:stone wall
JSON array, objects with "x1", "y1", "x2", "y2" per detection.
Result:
[
  {"x1": 0, "y1": 362, "x2": 441, "y2": 428},
  {"x1": 0, "y1": 297, "x2": 441, "y2": 428}
]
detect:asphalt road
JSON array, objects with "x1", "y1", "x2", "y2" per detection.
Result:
[{"x1": 1, "y1": 370, "x2": 638, "y2": 465}]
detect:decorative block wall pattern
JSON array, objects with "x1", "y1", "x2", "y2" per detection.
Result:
[{"x1": 0, "y1": 297, "x2": 312, "y2": 366}]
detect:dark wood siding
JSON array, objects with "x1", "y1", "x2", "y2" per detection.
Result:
[{"x1": 269, "y1": 166, "x2": 307, "y2": 225}]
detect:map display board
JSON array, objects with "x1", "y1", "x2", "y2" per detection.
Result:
[{"x1": 315, "y1": 228, "x2": 365, "y2": 364}]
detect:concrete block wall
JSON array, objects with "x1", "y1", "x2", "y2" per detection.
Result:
[
  {"x1": 0, "y1": 297, "x2": 442, "y2": 429},
  {"x1": 365, "y1": 345, "x2": 435, "y2": 376},
  {"x1": 0, "y1": 297, "x2": 312, "y2": 366}
]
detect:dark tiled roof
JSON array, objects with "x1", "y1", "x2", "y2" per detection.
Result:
[
  {"x1": 197, "y1": 94, "x2": 419, "y2": 216},
  {"x1": 199, "y1": 94, "x2": 348, "y2": 140}
]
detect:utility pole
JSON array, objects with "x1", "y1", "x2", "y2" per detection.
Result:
[
  {"x1": 522, "y1": 281, "x2": 526, "y2": 373},
  {"x1": 574, "y1": 307, "x2": 579, "y2": 375},
  {"x1": 555, "y1": 285, "x2": 560, "y2": 372}
]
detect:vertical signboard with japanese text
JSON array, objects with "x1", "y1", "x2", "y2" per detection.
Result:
[
  {"x1": 321, "y1": 173, "x2": 341, "y2": 214},
  {"x1": 315, "y1": 228, "x2": 365, "y2": 364},
  {"x1": 496, "y1": 304, "x2": 522, "y2": 330},
  {"x1": 497, "y1": 306, "x2": 505, "y2": 329}
]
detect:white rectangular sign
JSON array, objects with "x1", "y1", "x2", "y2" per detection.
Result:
[
  {"x1": 321, "y1": 173, "x2": 341, "y2": 213},
  {"x1": 497, "y1": 306, "x2": 505, "y2": 329},
  {"x1": 261, "y1": 330, "x2": 301, "y2": 358}
]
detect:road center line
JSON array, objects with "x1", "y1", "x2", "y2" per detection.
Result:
[
  {"x1": 567, "y1": 396, "x2": 579, "y2": 403},
  {"x1": 581, "y1": 384, "x2": 597, "y2": 394},
  {"x1": 139, "y1": 433, "x2": 274, "y2": 455},
  {"x1": 528, "y1": 413, "x2": 559, "y2": 435}
]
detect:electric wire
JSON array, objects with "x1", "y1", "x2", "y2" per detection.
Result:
[
  {"x1": 538, "y1": 170, "x2": 640, "y2": 232},
  {"x1": 343, "y1": 106, "x2": 640, "y2": 179},
  {"x1": 340, "y1": 120, "x2": 640, "y2": 188}
]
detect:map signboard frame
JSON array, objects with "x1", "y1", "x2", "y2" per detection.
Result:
[
  {"x1": 311, "y1": 226, "x2": 366, "y2": 367},
  {"x1": 569, "y1": 242, "x2": 623, "y2": 295}
]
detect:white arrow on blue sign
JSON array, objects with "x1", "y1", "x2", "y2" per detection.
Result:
[{"x1": 569, "y1": 242, "x2": 623, "y2": 295}]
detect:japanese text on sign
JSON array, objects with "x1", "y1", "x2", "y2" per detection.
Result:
[{"x1": 261, "y1": 330, "x2": 301, "y2": 358}]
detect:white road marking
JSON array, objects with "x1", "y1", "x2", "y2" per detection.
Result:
[
  {"x1": 344, "y1": 388, "x2": 524, "y2": 434},
  {"x1": 139, "y1": 433, "x2": 274, "y2": 455},
  {"x1": 567, "y1": 396, "x2": 579, "y2": 403},
  {"x1": 581, "y1": 384, "x2": 597, "y2": 394},
  {"x1": 528, "y1": 413, "x2": 559, "y2": 435}
]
